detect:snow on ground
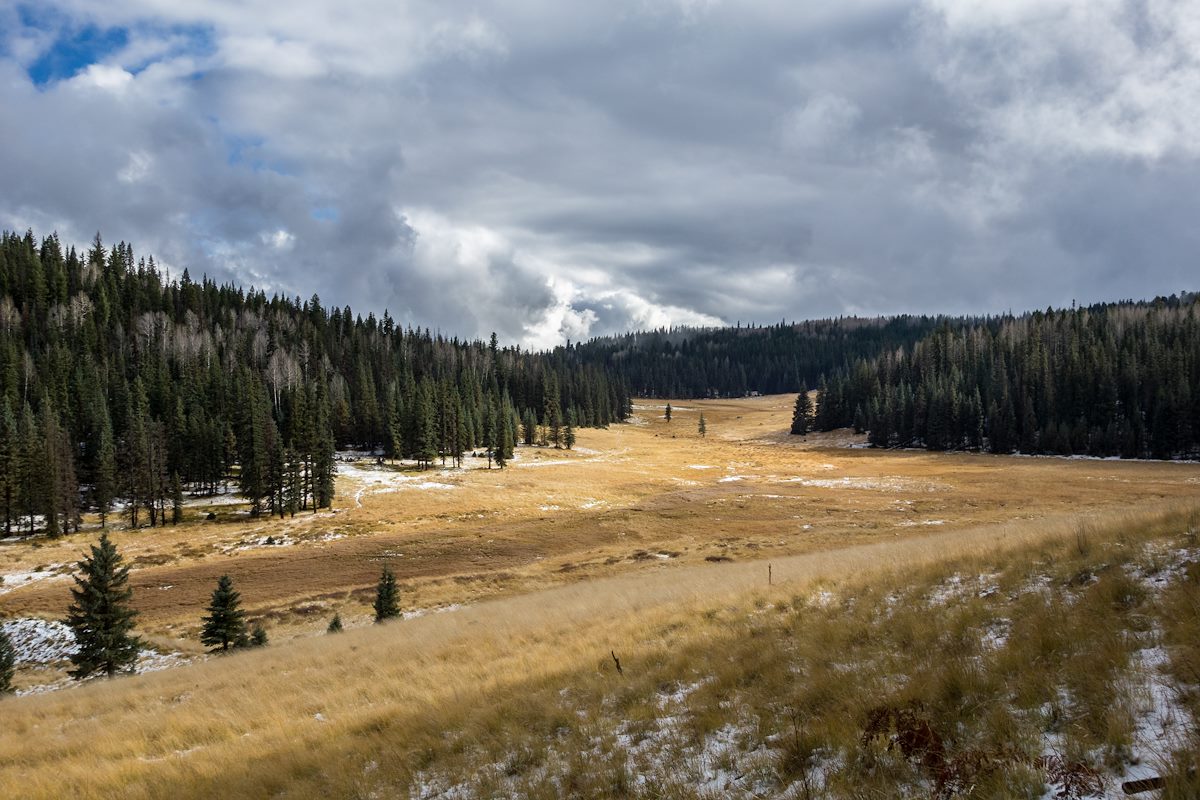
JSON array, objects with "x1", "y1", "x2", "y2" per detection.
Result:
[
  {"x1": 2, "y1": 617, "x2": 192, "y2": 695},
  {"x1": 185, "y1": 491, "x2": 245, "y2": 507},
  {"x1": 112, "y1": 486, "x2": 246, "y2": 512},
  {"x1": 340, "y1": 462, "x2": 457, "y2": 506},
  {"x1": 2, "y1": 618, "x2": 79, "y2": 664},
  {"x1": 1113, "y1": 642, "x2": 1191, "y2": 791},
  {"x1": 0, "y1": 564, "x2": 68, "y2": 595},
  {"x1": 688, "y1": 464, "x2": 717, "y2": 470},
  {"x1": 226, "y1": 534, "x2": 297, "y2": 553},
  {"x1": 1101, "y1": 544, "x2": 1199, "y2": 795},
  {"x1": 895, "y1": 519, "x2": 946, "y2": 527},
  {"x1": 774, "y1": 475, "x2": 946, "y2": 492},
  {"x1": 925, "y1": 573, "x2": 1002, "y2": 606},
  {"x1": 630, "y1": 403, "x2": 696, "y2": 412},
  {"x1": 401, "y1": 604, "x2": 465, "y2": 621}
]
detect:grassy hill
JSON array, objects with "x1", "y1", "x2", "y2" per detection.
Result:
[{"x1": 2, "y1": 502, "x2": 1197, "y2": 798}]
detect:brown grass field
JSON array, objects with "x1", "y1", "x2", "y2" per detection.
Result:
[{"x1": 1, "y1": 395, "x2": 1199, "y2": 797}]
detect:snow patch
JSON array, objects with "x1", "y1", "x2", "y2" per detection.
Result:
[
  {"x1": 401, "y1": 604, "x2": 465, "y2": 621},
  {"x1": 1, "y1": 618, "x2": 78, "y2": 664},
  {"x1": 1, "y1": 618, "x2": 190, "y2": 683},
  {"x1": 776, "y1": 475, "x2": 946, "y2": 492},
  {"x1": 0, "y1": 564, "x2": 67, "y2": 595}
]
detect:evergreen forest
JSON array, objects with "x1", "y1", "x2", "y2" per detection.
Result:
[
  {"x1": 569, "y1": 316, "x2": 967, "y2": 398},
  {"x1": 812, "y1": 295, "x2": 1200, "y2": 459},
  {"x1": 0, "y1": 230, "x2": 631, "y2": 536}
]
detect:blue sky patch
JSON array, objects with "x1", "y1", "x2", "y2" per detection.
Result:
[{"x1": 27, "y1": 22, "x2": 129, "y2": 86}]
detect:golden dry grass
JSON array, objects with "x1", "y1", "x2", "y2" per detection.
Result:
[
  {"x1": 1, "y1": 501, "x2": 1198, "y2": 797},
  {"x1": 2, "y1": 395, "x2": 1200, "y2": 795},
  {"x1": 3, "y1": 395, "x2": 1197, "y2": 646}
]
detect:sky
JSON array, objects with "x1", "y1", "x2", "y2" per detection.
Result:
[{"x1": 1, "y1": 1, "x2": 1198, "y2": 348}]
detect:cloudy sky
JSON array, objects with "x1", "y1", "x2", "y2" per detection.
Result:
[{"x1": 2, "y1": 1, "x2": 1198, "y2": 347}]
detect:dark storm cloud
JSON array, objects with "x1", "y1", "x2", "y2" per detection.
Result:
[{"x1": 1, "y1": 1, "x2": 1197, "y2": 347}]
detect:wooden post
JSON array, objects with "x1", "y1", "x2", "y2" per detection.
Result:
[
  {"x1": 1122, "y1": 777, "x2": 1164, "y2": 794},
  {"x1": 768, "y1": 563, "x2": 773, "y2": 586}
]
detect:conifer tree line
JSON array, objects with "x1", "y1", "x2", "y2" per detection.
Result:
[
  {"x1": 0, "y1": 229, "x2": 630, "y2": 535},
  {"x1": 813, "y1": 295, "x2": 1200, "y2": 459},
  {"x1": 570, "y1": 317, "x2": 962, "y2": 398}
]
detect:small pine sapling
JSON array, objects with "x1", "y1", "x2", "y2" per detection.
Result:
[
  {"x1": 374, "y1": 566, "x2": 400, "y2": 622},
  {"x1": 201, "y1": 574, "x2": 248, "y2": 652}
]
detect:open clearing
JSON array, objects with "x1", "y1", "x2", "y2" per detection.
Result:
[
  {"x1": 2, "y1": 396, "x2": 1200, "y2": 796},
  {"x1": 3, "y1": 394, "x2": 1200, "y2": 690}
]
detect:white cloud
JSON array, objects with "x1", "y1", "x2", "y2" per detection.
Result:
[
  {"x1": 219, "y1": 35, "x2": 327, "y2": 79},
  {"x1": 2, "y1": 0, "x2": 1198, "y2": 347},
  {"x1": 70, "y1": 64, "x2": 134, "y2": 93}
]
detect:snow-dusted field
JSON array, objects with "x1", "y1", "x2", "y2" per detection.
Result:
[
  {"x1": 1, "y1": 617, "x2": 193, "y2": 695},
  {"x1": 0, "y1": 565, "x2": 68, "y2": 596}
]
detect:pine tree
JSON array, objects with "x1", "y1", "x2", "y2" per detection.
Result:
[
  {"x1": 0, "y1": 625, "x2": 14, "y2": 693},
  {"x1": 790, "y1": 386, "x2": 812, "y2": 435},
  {"x1": 170, "y1": 471, "x2": 183, "y2": 525},
  {"x1": 493, "y1": 431, "x2": 507, "y2": 469},
  {"x1": 664, "y1": 403, "x2": 672, "y2": 423},
  {"x1": 373, "y1": 566, "x2": 400, "y2": 622},
  {"x1": 698, "y1": 413, "x2": 707, "y2": 438},
  {"x1": 327, "y1": 613, "x2": 343, "y2": 633},
  {"x1": 522, "y1": 408, "x2": 536, "y2": 446},
  {"x1": 0, "y1": 401, "x2": 15, "y2": 535},
  {"x1": 250, "y1": 622, "x2": 268, "y2": 647},
  {"x1": 64, "y1": 533, "x2": 141, "y2": 678},
  {"x1": 564, "y1": 415, "x2": 576, "y2": 450},
  {"x1": 93, "y1": 407, "x2": 117, "y2": 527},
  {"x1": 414, "y1": 386, "x2": 438, "y2": 469},
  {"x1": 200, "y1": 574, "x2": 248, "y2": 652}
]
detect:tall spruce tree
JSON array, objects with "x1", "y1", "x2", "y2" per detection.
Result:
[
  {"x1": 790, "y1": 386, "x2": 812, "y2": 435},
  {"x1": 0, "y1": 401, "x2": 15, "y2": 535},
  {"x1": 563, "y1": 412, "x2": 576, "y2": 450},
  {"x1": 64, "y1": 533, "x2": 141, "y2": 678},
  {"x1": 698, "y1": 413, "x2": 707, "y2": 438},
  {"x1": 93, "y1": 407, "x2": 117, "y2": 527},
  {"x1": 664, "y1": 403, "x2": 672, "y2": 423},
  {"x1": 373, "y1": 566, "x2": 400, "y2": 622},
  {"x1": 200, "y1": 574, "x2": 248, "y2": 652}
]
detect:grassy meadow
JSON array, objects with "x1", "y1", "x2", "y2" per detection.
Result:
[{"x1": 1, "y1": 396, "x2": 1198, "y2": 797}]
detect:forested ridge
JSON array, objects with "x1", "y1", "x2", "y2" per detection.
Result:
[
  {"x1": 571, "y1": 316, "x2": 968, "y2": 398},
  {"x1": 812, "y1": 294, "x2": 1200, "y2": 459},
  {"x1": 0, "y1": 229, "x2": 630, "y2": 536}
]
